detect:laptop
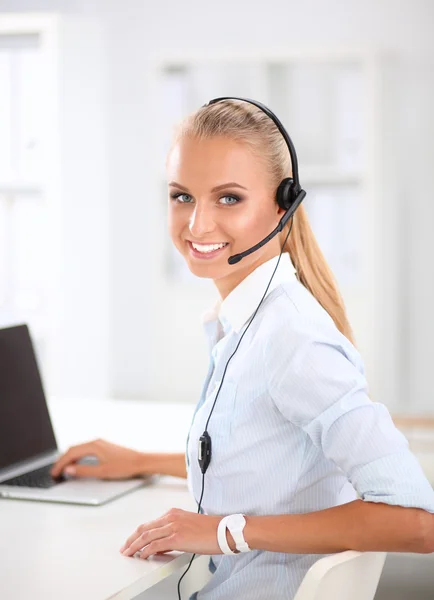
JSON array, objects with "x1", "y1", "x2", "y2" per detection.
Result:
[{"x1": 0, "y1": 323, "x2": 154, "y2": 505}]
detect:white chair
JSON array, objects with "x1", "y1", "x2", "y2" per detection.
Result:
[
  {"x1": 293, "y1": 550, "x2": 387, "y2": 600},
  {"x1": 142, "y1": 551, "x2": 387, "y2": 599}
]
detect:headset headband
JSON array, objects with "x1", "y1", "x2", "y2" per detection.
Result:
[{"x1": 205, "y1": 96, "x2": 301, "y2": 191}]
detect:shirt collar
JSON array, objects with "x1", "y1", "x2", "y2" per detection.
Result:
[{"x1": 202, "y1": 252, "x2": 297, "y2": 335}]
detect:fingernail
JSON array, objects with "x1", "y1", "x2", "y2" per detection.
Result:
[{"x1": 65, "y1": 466, "x2": 76, "y2": 475}]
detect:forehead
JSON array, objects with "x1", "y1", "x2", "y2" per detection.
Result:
[{"x1": 166, "y1": 135, "x2": 270, "y2": 188}]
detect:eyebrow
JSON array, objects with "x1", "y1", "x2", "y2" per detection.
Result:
[{"x1": 168, "y1": 181, "x2": 248, "y2": 193}]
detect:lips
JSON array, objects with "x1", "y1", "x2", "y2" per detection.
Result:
[{"x1": 187, "y1": 240, "x2": 229, "y2": 260}]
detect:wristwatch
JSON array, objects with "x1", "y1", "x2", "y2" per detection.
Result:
[{"x1": 217, "y1": 513, "x2": 251, "y2": 554}]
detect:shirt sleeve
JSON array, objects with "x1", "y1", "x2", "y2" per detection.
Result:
[{"x1": 264, "y1": 313, "x2": 434, "y2": 513}]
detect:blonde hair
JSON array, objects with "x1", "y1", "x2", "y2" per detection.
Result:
[{"x1": 173, "y1": 99, "x2": 356, "y2": 346}]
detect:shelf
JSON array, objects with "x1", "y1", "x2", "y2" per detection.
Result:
[
  {"x1": 392, "y1": 415, "x2": 434, "y2": 430},
  {"x1": 150, "y1": 49, "x2": 375, "y2": 66},
  {"x1": 301, "y1": 166, "x2": 364, "y2": 185},
  {"x1": 0, "y1": 178, "x2": 43, "y2": 194}
]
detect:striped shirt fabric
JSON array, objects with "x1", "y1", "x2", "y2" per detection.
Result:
[{"x1": 185, "y1": 252, "x2": 434, "y2": 600}]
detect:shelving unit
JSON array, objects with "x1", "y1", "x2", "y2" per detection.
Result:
[
  {"x1": 0, "y1": 14, "x2": 60, "y2": 382},
  {"x1": 0, "y1": 13, "x2": 109, "y2": 398}
]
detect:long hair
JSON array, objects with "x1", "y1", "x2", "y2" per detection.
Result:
[{"x1": 172, "y1": 99, "x2": 356, "y2": 345}]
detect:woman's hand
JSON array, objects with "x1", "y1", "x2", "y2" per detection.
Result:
[
  {"x1": 119, "y1": 508, "x2": 232, "y2": 559},
  {"x1": 50, "y1": 439, "x2": 146, "y2": 480}
]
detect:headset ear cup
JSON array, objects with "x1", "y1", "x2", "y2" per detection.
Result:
[{"x1": 276, "y1": 178, "x2": 294, "y2": 210}]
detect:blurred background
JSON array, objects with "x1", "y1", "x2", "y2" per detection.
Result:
[
  {"x1": 1, "y1": 0, "x2": 433, "y2": 414},
  {"x1": 1, "y1": 1, "x2": 434, "y2": 598}
]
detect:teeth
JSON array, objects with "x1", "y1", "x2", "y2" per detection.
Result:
[{"x1": 191, "y1": 242, "x2": 228, "y2": 253}]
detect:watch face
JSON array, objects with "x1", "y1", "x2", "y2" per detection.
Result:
[{"x1": 230, "y1": 514, "x2": 245, "y2": 528}]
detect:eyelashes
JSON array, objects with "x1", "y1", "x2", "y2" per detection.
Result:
[
  {"x1": 169, "y1": 192, "x2": 243, "y2": 206},
  {"x1": 169, "y1": 192, "x2": 193, "y2": 203}
]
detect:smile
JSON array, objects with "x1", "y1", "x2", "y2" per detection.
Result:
[{"x1": 188, "y1": 241, "x2": 229, "y2": 259}]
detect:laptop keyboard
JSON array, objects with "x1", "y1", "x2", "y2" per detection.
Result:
[{"x1": 1, "y1": 463, "x2": 67, "y2": 488}]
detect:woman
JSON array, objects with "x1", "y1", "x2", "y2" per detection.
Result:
[{"x1": 51, "y1": 99, "x2": 434, "y2": 600}]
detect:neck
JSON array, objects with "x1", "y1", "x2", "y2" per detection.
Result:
[{"x1": 213, "y1": 250, "x2": 282, "y2": 300}]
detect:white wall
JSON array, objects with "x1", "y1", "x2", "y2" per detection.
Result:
[
  {"x1": 1, "y1": 0, "x2": 433, "y2": 411},
  {"x1": 400, "y1": 58, "x2": 434, "y2": 413}
]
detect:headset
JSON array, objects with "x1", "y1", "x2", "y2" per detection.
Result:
[{"x1": 177, "y1": 97, "x2": 306, "y2": 599}]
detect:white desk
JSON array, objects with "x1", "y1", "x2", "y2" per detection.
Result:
[
  {"x1": 2, "y1": 397, "x2": 434, "y2": 600},
  {"x1": 0, "y1": 397, "x2": 210, "y2": 600}
]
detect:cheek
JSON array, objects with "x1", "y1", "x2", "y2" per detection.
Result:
[{"x1": 231, "y1": 206, "x2": 275, "y2": 241}]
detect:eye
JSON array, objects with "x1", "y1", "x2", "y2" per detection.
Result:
[
  {"x1": 219, "y1": 195, "x2": 241, "y2": 206},
  {"x1": 170, "y1": 192, "x2": 193, "y2": 203}
]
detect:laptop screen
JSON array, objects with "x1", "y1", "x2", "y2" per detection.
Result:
[{"x1": 0, "y1": 324, "x2": 57, "y2": 471}]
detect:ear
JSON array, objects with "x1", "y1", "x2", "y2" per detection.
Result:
[{"x1": 276, "y1": 204, "x2": 287, "y2": 218}]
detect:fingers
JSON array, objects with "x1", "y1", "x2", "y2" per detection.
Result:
[
  {"x1": 64, "y1": 463, "x2": 106, "y2": 479},
  {"x1": 121, "y1": 524, "x2": 174, "y2": 557},
  {"x1": 119, "y1": 514, "x2": 169, "y2": 553},
  {"x1": 139, "y1": 537, "x2": 175, "y2": 560},
  {"x1": 50, "y1": 442, "x2": 100, "y2": 477}
]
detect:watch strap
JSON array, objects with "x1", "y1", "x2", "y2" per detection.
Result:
[
  {"x1": 217, "y1": 515, "x2": 237, "y2": 554},
  {"x1": 227, "y1": 513, "x2": 251, "y2": 553},
  {"x1": 217, "y1": 514, "x2": 251, "y2": 555}
]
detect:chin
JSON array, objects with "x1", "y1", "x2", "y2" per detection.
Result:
[{"x1": 186, "y1": 262, "x2": 223, "y2": 279}]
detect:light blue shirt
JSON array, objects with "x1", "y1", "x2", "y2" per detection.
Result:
[{"x1": 185, "y1": 252, "x2": 434, "y2": 600}]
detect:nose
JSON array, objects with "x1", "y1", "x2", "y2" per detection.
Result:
[{"x1": 189, "y1": 204, "x2": 216, "y2": 238}]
